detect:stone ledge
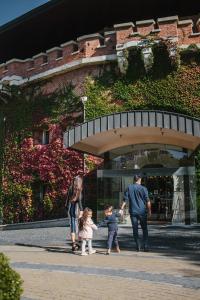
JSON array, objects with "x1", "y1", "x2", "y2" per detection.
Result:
[
  {"x1": 41, "y1": 62, "x2": 48, "y2": 66},
  {"x1": 0, "y1": 218, "x2": 69, "y2": 231},
  {"x1": 136, "y1": 19, "x2": 155, "y2": 26},
  {"x1": 0, "y1": 63, "x2": 6, "y2": 68},
  {"x1": 129, "y1": 31, "x2": 140, "y2": 36},
  {"x1": 33, "y1": 52, "x2": 47, "y2": 59},
  {"x1": 114, "y1": 22, "x2": 135, "y2": 29},
  {"x1": 6, "y1": 58, "x2": 24, "y2": 64},
  {"x1": 97, "y1": 45, "x2": 107, "y2": 48},
  {"x1": 71, "y1": 50, "x2": 80, "y2": 55},
  {"x1": 46, "y1": 47, "x2": 62, "y2": 54},
  {"x1": 0, "y1": 54, "x2": 117, "y2": 85},
  {"x1": 56, "y1": 56, "x2": 63, "y2": 61},
  {"x1": 77, "y1": 33, "x2": 104, "y2": 42},
  {"x1": 178, "y1": 19, "x2": 193, "y2": 25},
  {"x1": 27, "y1": 67, "x2": 35, "y2": 71},
  {"x1": 104, "y1": 30, "x2": 115, "y2": 36},
  {"x1": 189, "y1": 32, "x2": 200, "y2": 37},
  {"x1": 61, "y1": 40, "x2": 78, "y2": 47},
  {"x1": 196, "y1": 18, "x2": 200, "y2": 25},
  {"x1": 157, "y1": 16, "x2": 179, "y2": 23},
  {"x1": 151, "y1": 29, "x2": 161, "y2": 33}
]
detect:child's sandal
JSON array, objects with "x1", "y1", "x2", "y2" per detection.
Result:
[
  {"x1": 76, "y1": 242, "x2": 81, "y2": 250},
  {"x1": 72, "y1": 243, "x2": 78, "y2": 252}
]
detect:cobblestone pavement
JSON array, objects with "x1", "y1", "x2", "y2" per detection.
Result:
[{"x1": 0, "y1": 225, "x2": 200, "y2": 299}]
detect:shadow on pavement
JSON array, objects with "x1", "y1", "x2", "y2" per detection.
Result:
[{"x1": 14, "y1": 225, "x2": 200, "y2": 264}]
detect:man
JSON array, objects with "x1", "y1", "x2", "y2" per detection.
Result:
[{"x1": 120, "y1": 174, "x2": 151, "y2": 252}]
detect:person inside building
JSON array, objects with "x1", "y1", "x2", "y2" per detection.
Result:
[
  {"x1": 65, "y1": 175, "x2": 84, "y2": 252},
  {"x1": 120, "y1": 174, "x2": 151, "y2": 252}
]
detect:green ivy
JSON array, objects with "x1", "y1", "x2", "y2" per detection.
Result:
[
  {"x1": 0, "y1": 253, "x2": 23, "y2": 299},
  {"x1": 180, "y1": 44, "x2": 200, "y2": 66},
  {"x1": 83, "y1": 47, "x2": 200, "y2": 222},
  {"x1": 85, "y1": 66, "x2": 200, "y2": 120},
  {"x1": 1, "y1": 42, "x2": 200, "y2": 222},
  {"x1": 0, "y1": 83, "x2": 82, "y2": 221},
  {"x1": 126, "y1": 47, "x2": 146, "y2": 80}
]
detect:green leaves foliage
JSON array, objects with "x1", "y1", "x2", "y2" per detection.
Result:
[
  {"x1": 83, "y1": 49, "x2": 200, "y2": 222},
  {"x1": 84, "y1": 65, "x2": 200, "y2": 120},
  {"x1": 0, "y1": 253, "x2": 23, "y2": 300}
]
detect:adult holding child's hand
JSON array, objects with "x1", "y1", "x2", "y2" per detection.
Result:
[{"x1": 121, "y1": 174, "x2": 151, "y2": 252}]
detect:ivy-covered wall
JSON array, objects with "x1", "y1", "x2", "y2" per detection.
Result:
[
  {"x1": 84, "y1": 42, "x2": 200, "y2": 221},
  {"x1": 85, "y1": 44, "x2": 200, "y2": 120},
  {"x1": 0, "y1": 40, "x2": 200, "y2": 223},
  {"x1": 0, "y1": 83, "x2": 85, "y2": 224}
]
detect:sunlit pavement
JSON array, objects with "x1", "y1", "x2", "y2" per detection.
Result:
[{"x1": 0, "y1": 225, "x2": 200, "y2": 300}]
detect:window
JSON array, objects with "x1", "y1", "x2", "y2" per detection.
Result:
[{"x1": 42, "y1": 130, "x2": 49, "y2": 145}]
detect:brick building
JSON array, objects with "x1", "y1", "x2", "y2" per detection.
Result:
[{"x1": 0, "y1": 0, "x2": 200, "y2": 224}]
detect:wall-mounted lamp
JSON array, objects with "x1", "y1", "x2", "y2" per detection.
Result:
[{"x1": 80, "y1": 96, "x2": 88, "y2": 122}]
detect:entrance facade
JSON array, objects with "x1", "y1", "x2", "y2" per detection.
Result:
[
  {"x1": 97, "y1": 144, "x2": 197, "y2": 224},
  {"x1": 64, "y1": 110, "x2": 200, "y2": 224}
]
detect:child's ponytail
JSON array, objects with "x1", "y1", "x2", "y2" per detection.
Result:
[{"x1": 78, "y1": 217, "x2": 84, "y2": 231}]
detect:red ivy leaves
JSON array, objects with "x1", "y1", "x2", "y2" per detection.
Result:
[{"x1": 4, "y1": 124, "x2": 83, "y2": 199}]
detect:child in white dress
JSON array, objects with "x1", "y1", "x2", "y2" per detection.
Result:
[{"x1": 78, "y1": 207, "x2": 97, "y2": 256}]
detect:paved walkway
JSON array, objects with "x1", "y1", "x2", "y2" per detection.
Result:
[{"x1": 0, "y1": 225, "x2": 200, "y2": 299}]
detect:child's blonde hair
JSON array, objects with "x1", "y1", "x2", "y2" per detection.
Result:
[{"x1": 78, "y1": 207, "x2": 92, "y2": 231}]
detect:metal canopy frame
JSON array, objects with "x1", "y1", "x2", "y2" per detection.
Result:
[{"x1": 64, "y1": 110, "x2": 200, "y2": 150}]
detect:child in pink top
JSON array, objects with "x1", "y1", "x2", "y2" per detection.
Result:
[{"x1": 78, "y1": 207, "x2": 97, "y2": 256}]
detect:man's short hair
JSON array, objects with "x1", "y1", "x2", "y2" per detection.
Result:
[{"x1": 134, "y1": 174, "x2": 142, "y2": 182}]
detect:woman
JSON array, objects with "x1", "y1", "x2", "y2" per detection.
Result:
[{"x1": 66, "y1": 175, "x2": 84, "y2": 251}]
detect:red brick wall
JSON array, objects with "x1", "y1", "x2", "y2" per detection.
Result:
[{"x1": 0, "y1": 14, "x2": 200, "y2": 82}]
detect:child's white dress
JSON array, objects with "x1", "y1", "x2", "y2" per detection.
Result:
[{"x1": 79, "y1": 217, "x2": 97, "y2": 255}]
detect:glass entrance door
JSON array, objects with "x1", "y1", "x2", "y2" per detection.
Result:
[
  {"x1": 97, "y1": 167, "x2": 197, "y2": 224},
  {"x1": 97, "y1": 173, "x2": 121, "y2": 221},
  {"x1": 143, "y1": 175, "x2": 173, "y2": 222}
]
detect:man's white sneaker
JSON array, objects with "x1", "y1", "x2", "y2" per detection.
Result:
[
  {"x1": 81, "y1": 252, "x2": 88, "y2": 256},
  {"x1": 89, "y1": 249, "x2": 96, "y2": 254}
]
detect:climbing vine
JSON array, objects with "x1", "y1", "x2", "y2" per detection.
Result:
[
  {"x1": 0, "y1": 82, "x2": 84, "y2": 223},
  {"x1": 1, "y1": 39, "x2": 200, "y2": 223},
  {"x1": 84, "y1": 65, "x2": 200, "y2": 120},
  {"x1": 83, "y1": 43, "x2": 200, "y2": 222}
]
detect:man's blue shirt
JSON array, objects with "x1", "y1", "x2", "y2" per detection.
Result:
[{"x1": 123, "y1": 183, "x2": 149, "y2": 216}]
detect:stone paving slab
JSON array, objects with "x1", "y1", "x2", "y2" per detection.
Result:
[
  {"x1": 2, "y1": 245, "x2": 200, "y2": 276},
  {"x1": 0, "y1": 225, "x2": 200, "y2": 253},
  {"x1": 11, "y1": 261, "x2": 200, "y2": 289},
  {"x1": 1, "y1": 244, "x2": 200, "y2": 300},
  {"x1": 0, "y1": 225, "x2": 200, "y2": 299},
  {"x1": 15, "y1": 268, "x2": 200, "y2": 300}
]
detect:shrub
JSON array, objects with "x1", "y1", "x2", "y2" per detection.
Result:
[{"x1": 0, "y1": 253, "x2": 23, "y2": 300}]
